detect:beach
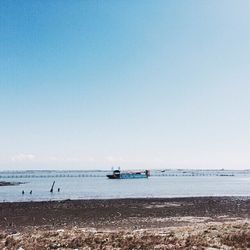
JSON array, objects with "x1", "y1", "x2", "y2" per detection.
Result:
[{"x1": 0, "y1": 197, "x2": 249, "y2": 249}]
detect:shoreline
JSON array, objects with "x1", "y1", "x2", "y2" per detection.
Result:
[
  {"x1": 1, "y1": 196, "x2": 249, "y2": 230},
  {"x1": 1, "y1": 194, "x2": 250, "y2": 204}
]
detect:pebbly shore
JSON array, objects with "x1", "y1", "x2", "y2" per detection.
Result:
[{"x1": 0, "y1": 197, "x2": 249, "y2": 249}]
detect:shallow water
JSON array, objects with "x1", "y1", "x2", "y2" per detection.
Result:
[{"x1": 0, "y1": 170, "x2": 249, "y2": 202}]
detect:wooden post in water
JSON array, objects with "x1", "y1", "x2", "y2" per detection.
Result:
[{"x1": 50, "y1": 181, "x2": 55, "y2": 193}]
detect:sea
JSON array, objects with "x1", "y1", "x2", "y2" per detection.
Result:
[{"x1": 0, "y1": 169, "x2": 249, "y2": 202}]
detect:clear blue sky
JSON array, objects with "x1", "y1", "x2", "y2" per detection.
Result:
[{"x1": 0, "y1": 1, "x2": 249, "y2": 170}]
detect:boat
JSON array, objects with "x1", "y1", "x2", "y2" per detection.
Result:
[{"x1": 107, "y1": 169, "x2": 150, "y2": 179}]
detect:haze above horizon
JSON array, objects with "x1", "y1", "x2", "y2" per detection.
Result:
[{"x1": 0, "y1": 1, "x2": 249, "y2": 170}]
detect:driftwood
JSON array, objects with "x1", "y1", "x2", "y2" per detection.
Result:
[{"x1": 50, "y1": 181, "x2": 55, "y2": 193}]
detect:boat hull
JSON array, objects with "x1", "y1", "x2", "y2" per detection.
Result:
[{"x1": 107, "y1": 173, "x2": 148, "y2": 179}]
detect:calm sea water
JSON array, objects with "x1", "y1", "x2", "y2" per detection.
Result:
[{"x1": 0, "y1": 170, "x2": 249, "y2": 202}]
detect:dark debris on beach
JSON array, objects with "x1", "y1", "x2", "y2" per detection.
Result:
[{"x1": 0, "y1": 197, "x2": 249, "y2": 230}]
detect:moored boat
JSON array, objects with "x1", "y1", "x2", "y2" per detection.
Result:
[{"x1": 107, "y1": 169, "x2": 150, "y2": 179}]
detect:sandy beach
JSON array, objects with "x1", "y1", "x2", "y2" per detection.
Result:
[{"x1": 0, "y1": 197, "x2": 249, "y2": 249}]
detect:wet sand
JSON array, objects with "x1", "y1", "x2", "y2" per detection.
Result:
[{"x1": 0, "y1": 197, "x2": 249, "y2": 249}]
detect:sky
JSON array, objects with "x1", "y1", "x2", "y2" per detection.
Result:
[{"x1": 0, "y1": 1, "x2": 249, "y2": 170}]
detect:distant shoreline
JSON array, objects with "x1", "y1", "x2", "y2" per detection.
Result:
[{"x1": 0, "y1": 181, "x2": 25, "y2": 186}]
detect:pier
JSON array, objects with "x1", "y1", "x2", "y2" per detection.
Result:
[{"x1": 0, "y1": 170, "x2": 246, "y2": 179}]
